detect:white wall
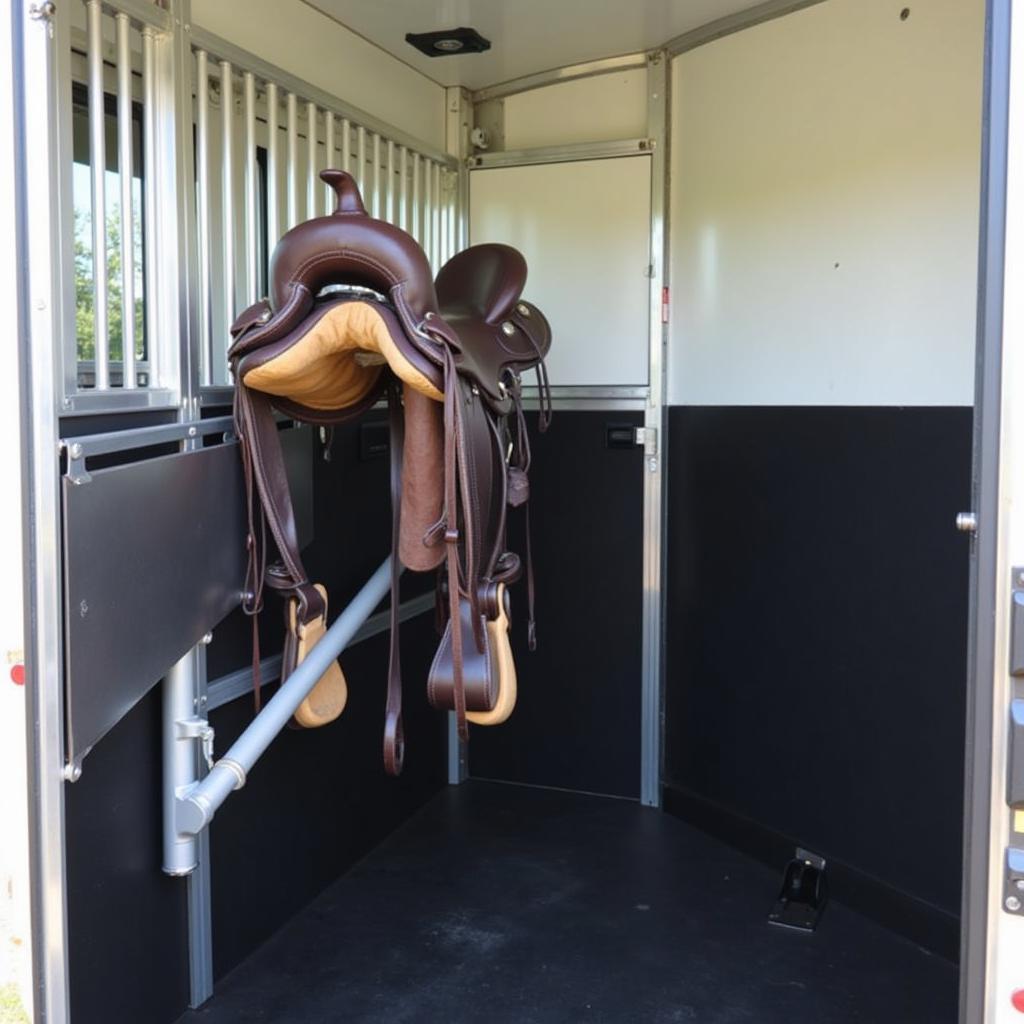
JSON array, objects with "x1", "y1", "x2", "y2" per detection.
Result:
[
  {"x1": 502, "y1": 69, "x2": 648, "y2": 150},
  {"x1": 191, "y1": 0, "x2": 446, "y2": 152},
  {"x1": 470, "y1": 157, "x2": 652, "y2": 387},
  {"x1": 668, "y1": 0, "x2": 985, "y2": 406}
]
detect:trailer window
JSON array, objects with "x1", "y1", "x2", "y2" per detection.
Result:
[{"x1": 70, "y1": 81, "x2": 147, "y2": 389}]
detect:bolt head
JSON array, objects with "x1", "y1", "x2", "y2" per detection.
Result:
[
  {"x1": 69, "y1": 442, "x2": 83, "y2": 459},
  {"x1": 501, "y1": 321, "x2": 515, "y2": 336},
  {"x1": 1006, "y1": 895, "x2": 1022, "y2": 912}
]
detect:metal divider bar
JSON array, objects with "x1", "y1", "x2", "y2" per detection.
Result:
[
  {"x1": 115, "y1": 12, "x2": 136, "y2": 389},
  {"x1": 355, "y1": 124, "x2": 365, "y2": 192},
  {"x1": 371, "y1": 131, "x2": 381, "y2": 218},
  {"x1": 432, "y1": 162, "x2": 441, "y2": 269},
  {"x1": 244, "y1": 72, "x2": 258, "y2": 305},
  {"x1": 323, "y1": 111, "x2": 335, "y2": 212},
  {"x1": 341, "y1": 116, "x2": 351, "y2": 175},
  {"x1": 168, "y1": 558, "x2": 395, "y2": 861},
  {"x1": 386, "y1": 138, "x2": 395, "y2": 223},
  {"x1": 306, "y1": 100, "x2": 317, "y2": 219},
  {"x1": 286, "y1": 92, "x2": 298, "y2": 229},
  {"x1": 412, "y1": 151, "x2": 421, "y2": 243},
  {"x1": 219, "y1": 60, "x2": 235, "y2": 337},
  {"x1": 398, "y1": 145, "x2": 408, "y2": 232},
  {"x1": 141, "y1": 26, "x2": 158, "y2": 385},
  {"x1": 195, "y1": 50, "x2": 212, "y2": 386},
  {"x1": 86, "y1": 0, "x2": 109, "y2": 389},
  {"x1": 266, "y1": 82, "x2": 280, "y2": 246}
]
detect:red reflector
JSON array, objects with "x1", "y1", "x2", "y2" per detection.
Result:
[
  {"x1": 10, "y1": 663, "x2": 24, "y2": 686},
  {"x1": 1012, "y1": 989, "x2": 1024, "y2": 1013}
]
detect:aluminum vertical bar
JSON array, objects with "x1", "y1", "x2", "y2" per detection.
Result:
[
  {"x1": 195, "y1": 50, "x2": 212, "y2": 385},
  {"x1": 286, "y1": 92, "x2": 298, "y2": 228},
  {"x1": 16, "y1": 2, "x2": 72, "y2": 1016},
  {"x1": 219, "y1": 61, "x2": 235, "y2": 331},
  {"x1": 640, "y1": 51, "x2": 668, "y2": 808},
  {"x1": 341, "y1": 117, "x2": 351, "y2": 175},
  {"x1": 142, "y1": 27, "x2": 158, "y2": 384},
  {"x1": 431, "y1": 161, "x2": 441, "y2": 269},
  {"x1": 423, "y1": 159, "x2": 432, "y2": 260},
  {"x1": 323, "y1": 111, "x2": 335, "y2": 211},
  {"x1": 86, "y1": 1, "x2": 109, "y2": 389},
  {"x1": 187, "y1": 827, "x2": 213, "y2": 1006},
  {"x1": 440, "y1": 171, "x2": 450, "y2": 263},
  {"x1": 355, "y1": 124, "x2": 365, "y2": 192},
  {"x1": 244, "y1": 71, "x2": 258, "y2": 305},
  {"x1": 371, "y1": 132, "x2": 381, "y2": 218},
  {"x1": 115, "y1": 13, "x2": 136, "y2": 388},
  {"x1": 385, "y1": 139, "x2": 395, "y2": 223},
  {"x1": 266, "y1": 82, "x2": 279, "y2": 246},
  {"x1": 175, "y1": 560, "x2": 395, "y2": 836},
  {"x1": 163, "y1": 649, "x2": 201, "y2": 875},
  {"x1": 306, "y1": 100, "x2": 317, "y2": 219},
  {"x1": 412, "y1": 151, "x2": 421, "y2": 243},
  {"x1": 398, "y1": 146, "x2": 408, "y2": 232}
]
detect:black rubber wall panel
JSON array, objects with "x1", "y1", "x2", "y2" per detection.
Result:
[
  {"x1": 663, "y1": 406, "x2": 972, "y2": 947},
  {"x1": 65, "y1": 411, "x2": 446, "y2": 1023},
  {"x1": 469, "y1": 411, "x2": 645, "y2": 798},
  {"x1": 65, "y1": 687, "x2": 191, "y2": 1024}
]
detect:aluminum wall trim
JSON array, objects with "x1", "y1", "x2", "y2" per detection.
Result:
[
  {"x1": 15, "y1": 1, "x2": 71, "y2": 1019},
  {"x1": 665, "y1": 0, "x2": 829, "y2": 56},
  {"x1": 962, "y1": 2, "x2": 1014, "y2": 1020},
  {"x1": 471, "y1": 52, "x2": 648, "y2": 104},
  {"x1": 60, "y1": 414, "x2": 234, "y2": 460},
  {"x1": 470, "y1": 138, "x2": 653, "y2": 170},
  {"x1": 188, "y1": 27, "x2": 456, "y2": 168},
  {"x1": 640, "y1": 51, "x2": 668, "y2": 809}
]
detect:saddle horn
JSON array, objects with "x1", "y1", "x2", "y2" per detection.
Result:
[{"x1": 321, "y1": 168, "x2": 367, "y2": 215}]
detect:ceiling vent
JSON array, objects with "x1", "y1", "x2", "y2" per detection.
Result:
[{"x1": 405, "y1": 27, "x2": 491, "y2": 58}]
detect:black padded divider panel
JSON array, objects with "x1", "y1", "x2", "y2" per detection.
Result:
[
  {"x1": 469, "y1": 411, "x2": 645, "y2": 798},
  {"x1": 210, "y1": 618, "x2": 446, "y2": 979},
  {"x1": 664, "y1": 406, "x2": 972, "y2": 922},
  {"x1": 66, "y1": 686, "x2": 190, "y2": 1024}
]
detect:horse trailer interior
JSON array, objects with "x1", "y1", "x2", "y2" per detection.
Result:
[{"x1": 4, "y1": 0, "x2": 1024, "y2": 1021}]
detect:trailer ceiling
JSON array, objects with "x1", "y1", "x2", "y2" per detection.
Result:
[{"x1": 303, "y1": 0, "x2": 772, "y2": 90}]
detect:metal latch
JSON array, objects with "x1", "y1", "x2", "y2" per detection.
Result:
[
  {"x1": 177, "y1": 716, "x2": 215, "y2": 771},
  {"x1": 1004, "y1": 848, "x2": 1024, "y2": 914},
  {"x1": 635, "y1": 426, "x2": 658, "y2": 472}
]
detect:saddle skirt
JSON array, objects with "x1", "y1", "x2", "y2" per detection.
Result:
[{"x1": 228, "y1": 169, "x2": 551, "y2": 775}]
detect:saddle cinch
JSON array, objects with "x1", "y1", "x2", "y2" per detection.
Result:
[{"x1": 228, "y1": 169, "x2": 552, "y2": 775}]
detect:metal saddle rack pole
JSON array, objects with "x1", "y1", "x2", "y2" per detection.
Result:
[{"x1": 163, "y1": 558, "x2": 394, "y2": 875}]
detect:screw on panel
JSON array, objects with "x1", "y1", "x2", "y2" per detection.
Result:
[{"x1": 1006, "y1": 895, "x2": 1022, "y2": 912}]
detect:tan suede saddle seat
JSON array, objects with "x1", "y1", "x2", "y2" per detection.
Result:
[{"x1": 228, "y1": 169, "x2": 551, "y2": 776}]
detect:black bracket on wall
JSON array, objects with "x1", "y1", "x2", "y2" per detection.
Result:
[{"x1": 768, "y1": 848, "x2": 828, "y2": 931}]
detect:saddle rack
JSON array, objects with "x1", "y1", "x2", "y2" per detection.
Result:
[{"x1": 163, "y1": 558, "x2": 394, "y2": 875}]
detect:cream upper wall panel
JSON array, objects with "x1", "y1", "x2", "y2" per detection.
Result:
[
  {"x1": 470, "y1": 157, "x2": 652, "y2": 387},
  {"x1": 669, "y1": 0, "x2": 985, "y2": 406},
  {"x1": 502, "y1": 70, "x2": 649, "y2": 150},
  {"x1": 191, "y1": 0, "x2": 446, "y2": 152}
]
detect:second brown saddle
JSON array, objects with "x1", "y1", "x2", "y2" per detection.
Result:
[{"x1": 229, "y1": 169, "x2": 551, "y2": 775}]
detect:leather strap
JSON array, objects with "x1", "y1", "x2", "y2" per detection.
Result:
[{"x1": 383, "y1": 383, "x2": 405, "y2": 776}]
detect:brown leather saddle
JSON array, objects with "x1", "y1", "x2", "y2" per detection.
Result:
[{"x1": 228, "y1": 169, "x2": 551, "y2": 775}]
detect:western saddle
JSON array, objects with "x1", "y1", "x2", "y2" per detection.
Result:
[{"x1": 228, "y1": 169, "x2": 551, "y2": 775}]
